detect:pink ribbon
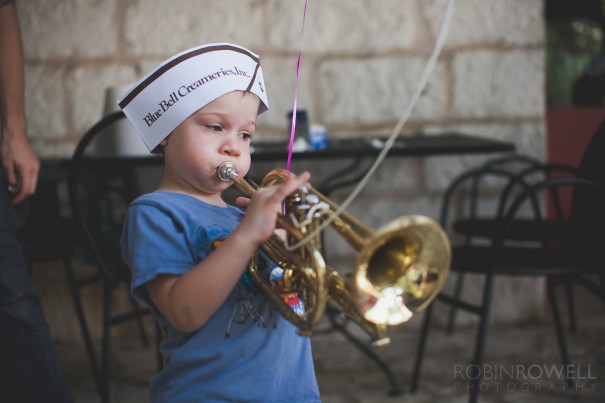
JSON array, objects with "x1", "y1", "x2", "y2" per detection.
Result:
[{"x1": 286, "y1": 0, "x2": 309, "y2": 171}]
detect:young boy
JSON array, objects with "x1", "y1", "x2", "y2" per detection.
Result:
[{"x1": 119, "y1": 43, "x2": 321, "y2": 402}]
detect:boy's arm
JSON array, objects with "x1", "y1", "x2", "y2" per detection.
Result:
[
  {"x1": 145, "y1": 171, "x2": 310, "y2": 333},
  {"x1": 0, "y1": 3, "x2": 39, "y2": 204}
]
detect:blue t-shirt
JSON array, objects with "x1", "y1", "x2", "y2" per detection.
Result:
[{"x1": 121, "y1": 191, "x2": 320, "y2": 403}]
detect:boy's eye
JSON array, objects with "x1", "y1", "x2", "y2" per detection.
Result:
[
  {"x1": 206, "y1": 124, "x2": 222, "y2": 132},
  {"x1": 240, "y1": 132, "x2": 253, "y2": 140}
]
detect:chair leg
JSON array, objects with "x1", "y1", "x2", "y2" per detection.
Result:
[
  {"x1": 546, "y1": 276, "x2": 571, "y2": 383},
  {"x1": 155, "y1": 321, "x2": 163, "y2": 371},
  {"x1": 564, "y1": 283, "x2": 577, "y2": 333},
  {"x1": 101, "y1": 283, "x2": 112, "y2": 403},
  {"x1": 446, "y1": 273, "x2": 465, "y2": 334},
  {"x1": 468, "y1": 274, "x2": 495, "y2": 403},
  {"x1": 410, "y1": 303, "x2": 434, "y2": 393},
  {"x1": 63, "y1": 257, "x2": 100, "y2": 388}
]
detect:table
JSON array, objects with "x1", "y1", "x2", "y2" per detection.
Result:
[
  {"x1": 251, "y1": 132, "x2": 514, "y2": 161},
  {"x1": 58, "y1": 132, "x2": 514, "y2": 194},
  {"x1": 252, "y1": 133, "x2": 515, "y2": 198}
]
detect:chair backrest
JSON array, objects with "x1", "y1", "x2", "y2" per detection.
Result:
[
  {"x1": 440, "y1": 155, "x2": 552, "y2": 230},
  {"x1": 67, "y1": 111, "x2": 161, "y2": 279},
  {"x1": 440, "y1": 153, "x2": 587, "y2": 251}
]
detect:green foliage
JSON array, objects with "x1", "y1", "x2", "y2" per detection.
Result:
[{"x1": 547, "y1": 19, "x2": 603, "y2": 106}]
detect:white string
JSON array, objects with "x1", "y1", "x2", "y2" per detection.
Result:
[
  {"x1": 292, "y1": 201, "x2": 331, "y2": 229},
  {"x1": 285, "y1": 0, "x2": 457, "y2": 251}
]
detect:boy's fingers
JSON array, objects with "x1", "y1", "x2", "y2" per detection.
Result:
[
  {"x1": 272, "y1": 171, "x2": 310, "y2": 201},
  {"x1": 235, "y1": 196, "x2": 251, "y2": 208},
  {"x1": 284, "y1": 171, "x2": 310, "y2": 193}
]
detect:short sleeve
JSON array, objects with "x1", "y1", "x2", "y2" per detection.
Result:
[{"x1": 121, "y1": 203, "x2": 196, "y2": 304}]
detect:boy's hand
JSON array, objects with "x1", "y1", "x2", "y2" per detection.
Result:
[{"x1": 235, "y1": 171, "x2": 310, "y2": 246}]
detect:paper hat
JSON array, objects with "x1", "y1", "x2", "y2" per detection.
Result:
[{"x1": 118, "y1": 43, "x2": 269, "y2": 153}]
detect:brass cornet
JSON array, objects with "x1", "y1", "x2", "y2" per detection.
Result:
[{"x1": 218, "y1": 161, "x2": 451, "y2": 346}]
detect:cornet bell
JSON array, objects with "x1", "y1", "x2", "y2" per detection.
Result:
[{"x1": 354, "y1": 215, "x2": 451, "y2": 326}]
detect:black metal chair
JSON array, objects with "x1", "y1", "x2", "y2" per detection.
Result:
[
  {"x1": 441, "y1": 154, "x2": 579, "y2": 334},
  {"x1": 66, "y1": 110, "x2": 160, "y2": 403},
  {"x1": 410, "y1": 121, "x2": 605, "y2": 403},
  {"x1": 445, "y1": 119, "x2": 605, "y2": 336}
]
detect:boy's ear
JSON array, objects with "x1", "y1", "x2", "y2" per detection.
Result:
[{"x1": 160, "y1": 137, "x2": 169, "y2": 147}]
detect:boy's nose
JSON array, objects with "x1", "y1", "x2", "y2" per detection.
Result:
[{"x1": 220, "y1": 135, "x2": 241, "y2": 157}]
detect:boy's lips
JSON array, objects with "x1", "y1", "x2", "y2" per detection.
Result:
[
  {"x1": 216, "y1": 161, "x2": 237, "y2": 183},
  {"x1": 217, "y1": 160, "x2": 238, "y2": 169}
]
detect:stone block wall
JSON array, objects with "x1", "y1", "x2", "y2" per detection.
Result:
[{"x1": 13, "y1": 0, "x2": 547, "y2": 341}]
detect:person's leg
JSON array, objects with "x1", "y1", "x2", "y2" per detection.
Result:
[{"x1": 0, "y1": 170, "x2": 73, "y2": 403}]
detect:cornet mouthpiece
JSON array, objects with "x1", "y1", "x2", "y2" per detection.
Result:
[{"x1": 217, "y1": 161, "x2": 238, "y2": 182}]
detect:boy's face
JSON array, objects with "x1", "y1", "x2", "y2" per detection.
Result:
[{"x1": 160, "y1": 90, "x2": 260, "y2": 198}]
